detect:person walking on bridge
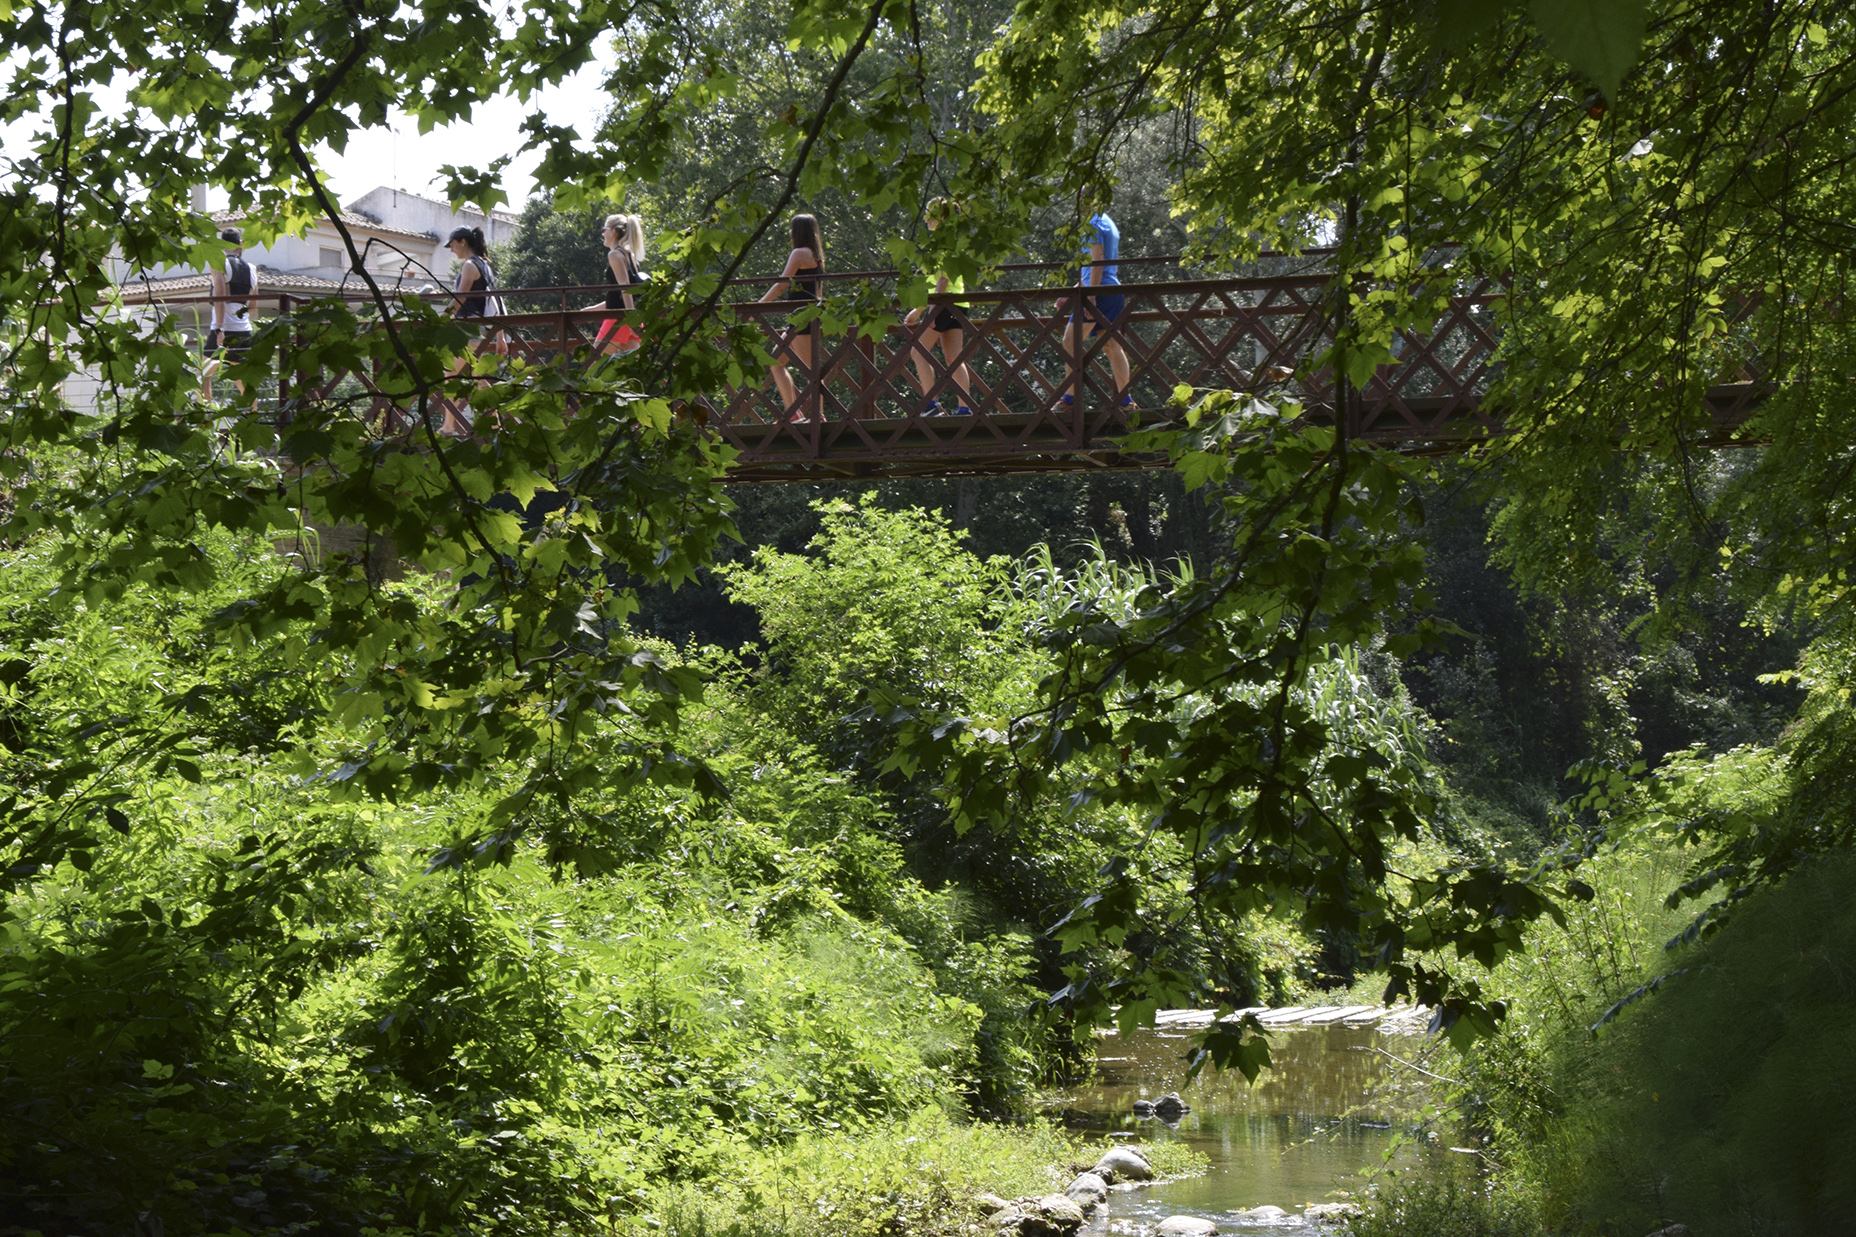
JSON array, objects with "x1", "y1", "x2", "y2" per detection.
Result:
[
  {"x1": 446, "y1": 225, "x2": 500, "y2": 322},
  {"x1": 906, "y1": 199, "x2": 974, "y2": 416},
  {"x1": 1058, "y1": 194, "x2": 1132, "y2": 411},
  {"x1": 202, "y1": 227, "x2": 256, "y2": 405},
  {"x1": 759, "y1": 213, "x2": 826, "y2": 422},
  {"x1": 587, "y1": 213, "x2": 647, "y2": 359},
  {"x1": 439, "y1": 226, "x2": 505, "y2": 438}
]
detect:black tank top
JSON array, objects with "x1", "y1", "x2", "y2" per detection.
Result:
[
  {"x1": 456, "y1": 256, "x2": 492, "y2": 318},
  {"x1": 604, "y1": 250, "x2": 640, "y2": 311},
  {"x1": 784, "y1": 252, "x2": 822, "y2": 301}
]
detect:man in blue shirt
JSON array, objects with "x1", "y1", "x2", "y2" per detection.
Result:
[{"x1": 1058, "y1": 192, "x2": 1132, "y2": 411}]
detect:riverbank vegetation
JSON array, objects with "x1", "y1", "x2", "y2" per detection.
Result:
[{"x1": 7, "y1": 0, "x2": 1856, "y2": 1233}]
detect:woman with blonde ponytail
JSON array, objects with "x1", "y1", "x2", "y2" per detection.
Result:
[{"x1": 588, "y1": 213, "x2": 648, "y2": 357}]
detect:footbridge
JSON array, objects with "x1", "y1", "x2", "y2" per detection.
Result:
[{"x1": 131, "y1": 257, "x2": 1767, "y2": 483}]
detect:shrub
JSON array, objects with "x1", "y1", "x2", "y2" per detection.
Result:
[
  {"x1": 1537, "y1": 850, "x2": 1856, "y2": 1236},
  {"x1": 630, "y1": 1107, "x2": 1081, "y2": 1237},
  {"x1": 1346, "y1": 1172, "x2": 1548, "y2": 1237}
]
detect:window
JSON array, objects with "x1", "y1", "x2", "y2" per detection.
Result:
[{"x1": 319, "y1": 247, "x2": 346, "y2": 269}]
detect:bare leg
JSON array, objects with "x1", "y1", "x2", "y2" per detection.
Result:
[
  {"x1": 1103, "y1": 335, "x2": 1130, "y2": 397},
  {"x1": 769, "y1": 361, "x2": 797, "y2": 416},
  {"x1": 1060, "y1": 319, "x2": 1081, "y2": 403},
  {"x1": 910, "y1": 320, "x2": 944, "y2": 400},
  {"x1": 439, "y1": 343, "x2": 478, "y2": 438},
  {"x1": 939, "y1": 327, "x2": 972, "y2": 408},
  {"x1": 787, "y1": 331, "x2": 814, "y2": 421}
]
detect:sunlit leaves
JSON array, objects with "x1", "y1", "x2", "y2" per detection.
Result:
[{"x1": 882, "y1": 405, "x2": 1561, "y2": 1040}]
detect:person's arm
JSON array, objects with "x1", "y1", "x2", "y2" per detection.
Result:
[
  {"x1": 453, "y1": 260, "x2": 480, "y2": 312},
  {"x1": 243, "y1": 267, "x2": 257, "y2": 321},
  {"x1": 1087, "y1": 241, "x2": 1105, "y2": 288},
  {"x1": 759, "y1": 249, "x2": 805, "y2": 303},
  {"x1": 209, "y1": 267, "x2": 227, "y2": 320}
]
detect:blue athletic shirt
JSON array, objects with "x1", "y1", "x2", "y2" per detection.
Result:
[{"x1": 1080, "y1": 213, "x2": 1121, "y2": 286}]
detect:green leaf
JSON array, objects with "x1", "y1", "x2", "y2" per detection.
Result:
[
  {"x1": 1528, "y1": 0, "x2": 1647, "y2": 95},
  {"x1": 1434, "y1": 0, "x2": 1513, "y2": 51}
]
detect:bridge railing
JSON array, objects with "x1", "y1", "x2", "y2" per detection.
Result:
[{"x1": 126, "y1": 264, "x2": 1762, "y2": 478}]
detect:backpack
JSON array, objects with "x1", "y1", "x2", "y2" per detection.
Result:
[
  {"x1": 471, "y1": 256, "x2": 508, "y2": 317},
  {"x1": 226, "y1": 255, "x2": 253, "y2": 297},
  {"x1": 622, "y1": 250, "x2": 651, "y2": 286}
]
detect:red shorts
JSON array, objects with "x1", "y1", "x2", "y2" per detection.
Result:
[{"x1": 596, "y1": 319, "x2": 642, "y2": 350}]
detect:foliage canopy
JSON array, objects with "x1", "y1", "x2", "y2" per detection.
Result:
[{"x1": 3, "y1": 0, "x2": 1856, "y2": 1217}]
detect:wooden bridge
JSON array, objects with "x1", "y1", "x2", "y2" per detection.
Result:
[{"x1": 141, "y1": 258, "x2": 1767, "y2": 482}]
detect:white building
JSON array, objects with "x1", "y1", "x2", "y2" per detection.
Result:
[
  {"x1": 118, "y1": 186, "x2": 521, "y2": 312},
  {"x1": 67, "y1": 188, "x2": 523, "y2": 413}
]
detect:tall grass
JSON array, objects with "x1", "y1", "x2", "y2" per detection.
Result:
[
  {"x1": 1346, "y1": 1173, "x2": 1547, "y2": 1237},
  {"x1": 1531, "y1": 850, "x2": 1856, "y2": 1236},
  {"x1": 631, "y1": 1109, "x2": 1079, "y2": 1237}
]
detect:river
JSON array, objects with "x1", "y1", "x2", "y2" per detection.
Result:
[{"x1": 1056, "y1": 1022, "x2": 1454, "y2": 1235}]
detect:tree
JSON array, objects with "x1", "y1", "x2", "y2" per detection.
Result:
[
  {"x1": 0, "y1": 0, "x2": 941, "y2": 869},
  {"x1": 880, "y1": 0, "x2": 1856, "y2": 1056},
  {"x1": 10, "y1": 0, "x2": 1849, "y2": 1075}
]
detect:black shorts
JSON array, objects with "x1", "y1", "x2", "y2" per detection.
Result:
[
  {"x1": 931, "y1": 305, "x2": 969, "y2": 333},
  {"x1": 211, "y1": 330, "x2": 252, "y2": 361}
]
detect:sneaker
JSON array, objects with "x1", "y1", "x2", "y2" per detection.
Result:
[
  {"x1": 922, "y1": 399, "x2": 942, "y2": 415},
  {"x1": 954, "y1": 405, "x2": 972, "y2": 416},
  {"x1": 1058, "y1": 393, "x2": 1075, "y2": 407},
  {"x1": 1119, "y1": 394, "x2": 1136, "y2": 409}
]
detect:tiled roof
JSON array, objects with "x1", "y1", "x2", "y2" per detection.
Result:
[
  {"x1": 207, "y1": 207, "x2": 439, "y2": 243},
  {"x1": 117, "y1": 265, "x2": 442, "y2": 304},
  {"x1": 345, "y1": 188, "x2": 519, "y2": 225}
]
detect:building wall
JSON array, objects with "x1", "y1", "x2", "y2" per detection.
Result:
[
  {"x1": 346, "y1": 187, "x2": 519, "y2": 253},
  {"x1": 119, "y1": 188, "x2": 517, "y2": 286}
]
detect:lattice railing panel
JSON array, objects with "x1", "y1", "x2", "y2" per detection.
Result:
[{"x1": 130, "y1": 269, "x2": 1766, "y2": 479}]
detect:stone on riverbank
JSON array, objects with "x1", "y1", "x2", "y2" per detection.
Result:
[
  {"x1": 1303, "y1": 1203, "x2": 1363, "y2": 1223},
  {"x1": 1156, "y1": 1217, "x2": 1220, "y2": 1236},
  {"x1": 1238, "y1": 1205, "x2": 1288, "y2": 1219},
  {"x1": 1064, "y1": 1171, "x2": 1109, "y2": 1208},
  {"x1": 991, "y1": 1193, "x2": 1087, "y2": 1236},
  {"x1": 974, "y1": 1194, "x2": 1013, "y2": 1215},
  {"x1": 1091, "y1": 1146, "x2": 1154, "y2": 1183}
]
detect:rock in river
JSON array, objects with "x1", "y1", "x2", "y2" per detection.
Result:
[
  {"x1": 1304, "y1": 1203, "x2": 1364, "y2": 1223},
  {"x1": 994, "y1": 1194, "x2": 1087, "y2": 1236},
  {"x1": 1153, "y1": 1091, "x2": 1191, "y2": 1117},
  {"x1": 1157, "y1": 1217, "x2": 1220, "y2": 1236},
  {"x1": 1091, "y1": 1145, "x2": 1154, "y2": 1183},
  {"x1": 1064, "y1": 1172, "x2": 1109, "y2": 1208}
]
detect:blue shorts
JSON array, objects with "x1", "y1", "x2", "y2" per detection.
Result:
[{"x1": 1071, "y1": 292, "x2": 1125, "y2": 336}]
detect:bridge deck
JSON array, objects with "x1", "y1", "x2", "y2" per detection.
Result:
[{"x1": 126, "y1": 263, "x2": 1766, "y2": 481}]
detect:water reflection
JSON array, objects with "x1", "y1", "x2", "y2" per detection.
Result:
[{"x1": 1059, "y1": 1024, "x2": 1445, "y2": 1232}]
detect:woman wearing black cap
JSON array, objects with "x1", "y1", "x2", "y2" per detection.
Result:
[
  {"x1": 446, "y1": 226, "x2": 496, "y2": 320},
  {"x1": 439, "y1": 226, "x2": 505, "y2": 437}
]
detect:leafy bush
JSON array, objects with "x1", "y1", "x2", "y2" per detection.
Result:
[
  {"x1": 1533, "y1": 849, "x2": 1856, "y2": 1236},
  {"x1": 1346, "y1": 1173, "x2": 1547, "y2": 1237},
  {"x1": 632, "y1": 1108, "x2": 1082, "y2": 1237}
]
